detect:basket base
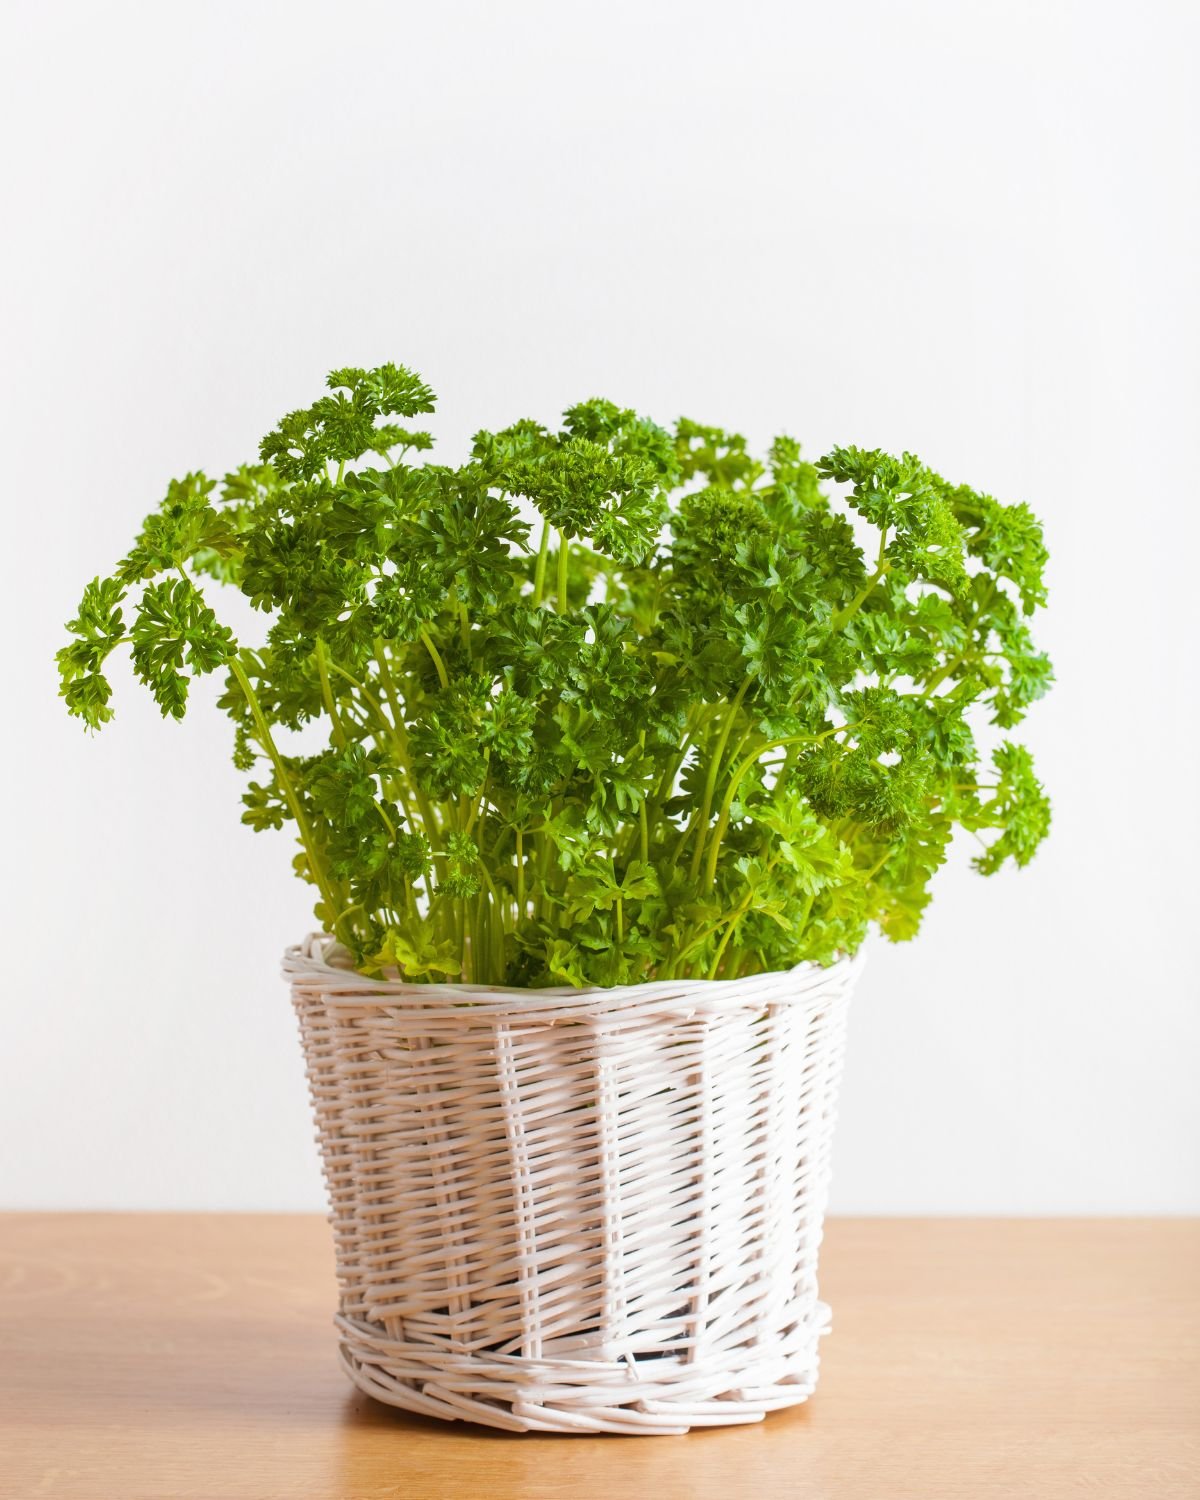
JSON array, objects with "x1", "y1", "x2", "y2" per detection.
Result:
[{"x1": 335, "y1": 1302, "x2": 831, "y2": 1435}]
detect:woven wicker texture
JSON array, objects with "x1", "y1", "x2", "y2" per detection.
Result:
[{"x1": 287, "y1": 935, "x2": 862, "y2": 1434}]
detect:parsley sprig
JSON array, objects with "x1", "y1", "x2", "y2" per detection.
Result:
[{"x1": 59, "y1": 364, "x2": 1052, "y2": 985}]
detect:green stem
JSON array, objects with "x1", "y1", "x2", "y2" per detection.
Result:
[
  {"x1": 532, "y1": 824, "x2": 550, "y2": 923},
  {"x1": 334, "y1": 649, "x2": 439, "y2": 895},
  {"x1": 324, "y1": 660, "x2": 387, "y2": 734},
  {"x1": 420, "y1": 628, "x2": 450, "y2": 691},
  {"x1": 689, "y1": 677, "x2": 752, "y2": 880},
  {"x1": 464, "y1": 755, "x2": 491, "y2": 836},
  {"x1": 315, "y1": 638, "x2": 348, "y2": 749},
  {"x1": 790, "y1": 891, "x2": 816, "y2": 947},
  {"x1": 706, "y1": 895, "x2": 752, "y2": 980},
  {"x1": 832, "y1": 530, "x2": 890, "y2": 631},
  {"x1": 636, "y1": 706, "x2": 716, "y2": 860},
  {"x1": 667, "y1": 888, "x2": 753, "y2": 979},
  {"x1": 372, "y1": 640, "x2": 441, "y2": 854},
  {"x1": 477, "y1": 863, "x2": 506, "y2": 985},
  {"x1": 555, "y1": 530, "x2": 570, "y2": 615},
  {"x1": 230, "y1": 656, "x2": 345, "y2": 939},
  {"x1": 698, "y1": 849, "x2": 786, "y2": 981},
  {"x1": 670, "y1": 807, "x2": 701, "y2": 866},
  {"x1": 532, "y1": 521, "x2": 552, "y2": 607},
  {"x1": 922, "y1": 650, "x2": 969, "y2": 696},
  {"x1": 702, "y1": 722, "x2": 860, "y2": 893},
  {"x1": 373, "y1": 640, "x2": 404, "y2": 727},
  {"x1": 700, "y1": 747, "x2": 765, "y2": 892},
  {"x1": 632, "y1": 729, "x2": 650, "y2": 867},
  {"x1": 457, "y1": 898, "x2": 469, "y2": 983}
]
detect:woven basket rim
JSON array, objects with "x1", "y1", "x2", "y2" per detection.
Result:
[{"x1": 284, "y1": 931, "x2": 865, "y2": 1011}]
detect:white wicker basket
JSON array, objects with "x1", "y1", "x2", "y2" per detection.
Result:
[{"x1": 286, "y1": 934, "x2": 862, "y2": 1435}]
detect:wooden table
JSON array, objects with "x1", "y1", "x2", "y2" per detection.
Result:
[{"x1": 1, "y1": 1216, "x2": 1195, "y2": 1499}]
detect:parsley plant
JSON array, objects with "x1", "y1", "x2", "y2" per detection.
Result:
[{"x1": 59, "y1": 364, "x2": 1052, "y2": 985}]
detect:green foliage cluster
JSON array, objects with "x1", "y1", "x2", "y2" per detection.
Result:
[{"x1": 59, "y1": 364, "x2": 1052, "y2": 986}]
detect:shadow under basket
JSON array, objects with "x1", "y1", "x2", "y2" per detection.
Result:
[{"x1": 286, "y1": 935, "x2": 862, "y2": 1436}]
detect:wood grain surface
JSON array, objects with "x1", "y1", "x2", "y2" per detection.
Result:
[{"x1": 0, "y1": 1215, "x2": 1195, "y2": 1499}]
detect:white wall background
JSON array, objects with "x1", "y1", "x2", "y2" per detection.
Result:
[{"x1": 2, "y1": 0, "x2": 1196, "y2": 1213}]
